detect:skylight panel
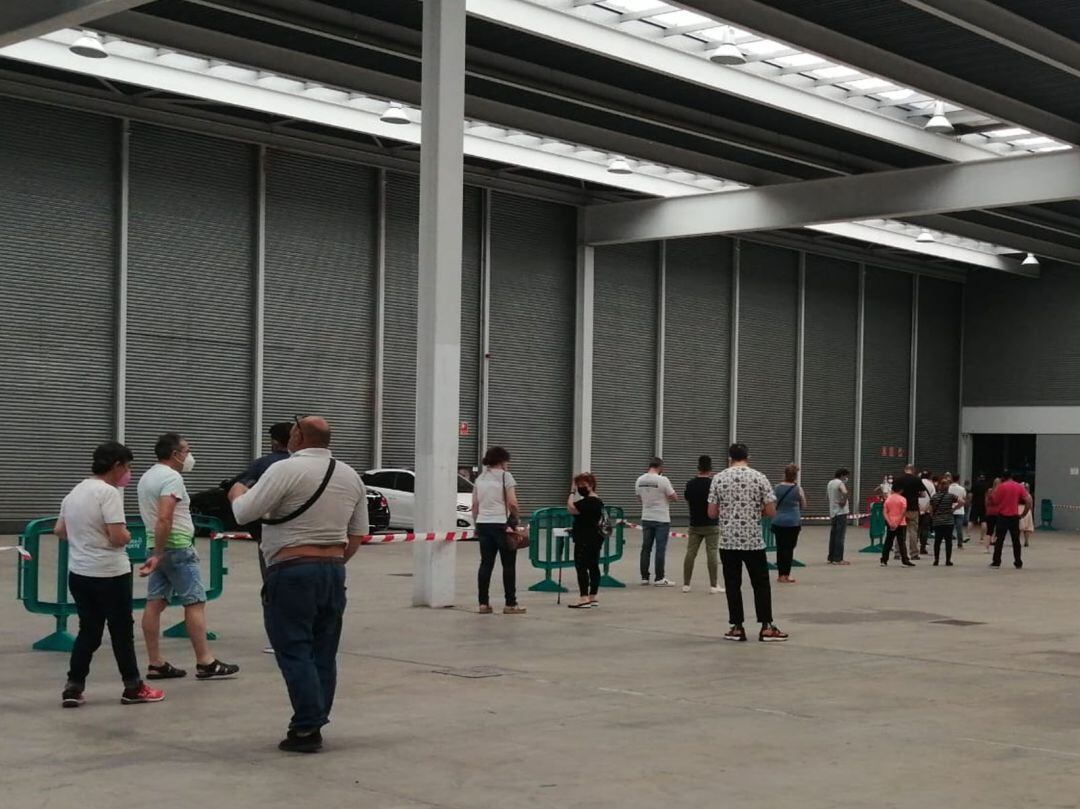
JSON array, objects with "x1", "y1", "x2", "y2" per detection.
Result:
[
  {"x1": 846, "y1": 77, "x2": 895, "y2": 91},
  {"x1": 811, "y1": 65, "x2": 861, "y2": 80},
  {"x1": 739, "y1": 38, "x2": 790, "y2": 54},
  {"x1": 648, "y1": 10, "x2": 710, "y2": 27},
  {"x1": 771, "y1": 53, "x2": 825, "y2": 68},
  {"x1": 603, "y1": 0, "x2": 672, "y2": 13}
]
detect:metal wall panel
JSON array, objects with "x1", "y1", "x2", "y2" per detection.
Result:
[
  {"x1": 662, "y1": 237, "x2": 733, "y2": 522},
  {"x1": 263, "y1": 151, "x2": 377, "y2": 470},
  {"x1": 860, "y1": 267, "x2": 913, "y2": 503},
  {"x1": 592, "y1": 242, "x2": 660, "y2": 515},
  {"x1": 488, "y1": 193, "x2": 576, "y2": 514},
  {"x1": 381, "y1": 172, "x2": 482, "y2": 470},
  {"x1": 0, "y1": 99, "x2": 117, "y2": 528},
  {"x1": 915, "y1": 277, "x2": 962, "y2": 475},
  {"x1": 736, "y1": 242, "x2": 799, "y2": 487},
  {"x1": 963, "y1": 262, "x2": 1080, "y2": 406},
  {"x1": 125, "y1": 124, "x2": 254, "y2": 499},
  {"x1": 802, "y1": 254, "x2": 860, "y2": 514}
]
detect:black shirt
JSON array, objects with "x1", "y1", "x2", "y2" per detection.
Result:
[
  {"x1": 971, "y1": 479, "x2": 988, "y2": 510},
  {"x1": 685, "y1": 476, "x2": 719, "y2": 527},
  {"x1": 892, "y1": 473, "x2": 923, "y2": 512},
  {"x1": 572, "y1": 495, "x2": 604, "y2": 543}
]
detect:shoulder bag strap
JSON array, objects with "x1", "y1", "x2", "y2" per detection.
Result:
[
  {"x1": 263, "y1": 459, "x2": 337, "y2": 526},
  {"x1": 775, "y1": 483, "x2": 797, "y2": 508}
]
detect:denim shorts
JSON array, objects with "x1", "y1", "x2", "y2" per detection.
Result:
[{"x1": 147, "y1": 547, "x2": 207, "y2": 606}]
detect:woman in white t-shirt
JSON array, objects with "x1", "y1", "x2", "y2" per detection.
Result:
[
  {"x1": 471, "y1": 446, "x2": 526, "y2": 615},
  {"x1": 55, "y1": 442, "x2": 164, "y2": 708}
]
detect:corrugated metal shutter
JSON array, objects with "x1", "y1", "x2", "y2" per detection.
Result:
[
  {"x1": 488, "y1": 193, "x2": 576, "y2": 514},
  {"x1": 381, "y1": 172, "x2": 419, "y2": 468},
  {"x1": 381, "y1": 173, "x2": 482, "y2": 470},
  {"x1": 860, "y1": 267, "x2": 912, "y2": 503},
  {"x1": 263, "y1": 151, "x2": 377, "y2": 469},
  {"x1": 915, "y1": 277, "x2": 962, "y2": 475},
  {"x1": 802, "y1": 254, "x2": 859, "y2": 514},
  {"x1": 662, "y1": 237, "x2": 733, "y2": 522},
  {"x1": 592, "y1": 243, "x2": 659, "y2": 515},
  {"x1": 736, "y1": 241, "x2": 798, "y2": 487},
  {"x1": 125, "y1": 124, "x2": 254, "y2": 501},
  {"x1": 0, "y1": 100, "x2": 117, "y2": 529}
]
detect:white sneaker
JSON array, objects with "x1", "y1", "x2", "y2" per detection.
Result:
[
  {"x1": 709, "y1": 586, "x2": 725, "y2": 594},
  {"x1": 681, "y1": 585, "x2": 691, "y2": 593},
  {"x1": 262, "y1": 646, "x2": 275, "y2": 654},
  {"x1": 640, "y1": 578, "x2": 651, "y2": 586},
  {"x1": 654, "y1": 578, "x2": 675, "y2": 587}
]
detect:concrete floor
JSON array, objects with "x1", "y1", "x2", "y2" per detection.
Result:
[{"x1": 3, "y1": 525, "x2": 1080, "y2": 809}]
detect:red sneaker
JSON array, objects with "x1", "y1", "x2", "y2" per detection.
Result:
[{"x1": 121, "y1": 683, "x2": 166, "y2": 704}]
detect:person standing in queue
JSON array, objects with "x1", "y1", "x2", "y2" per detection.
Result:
[
  {"x1": 891, "y1": 465, "x2": 924, "y2": 561},
  {"x1": 682, "y1": 455, "x2": 723, "y2": 594},
  {"x1": 983, "y1": 477, "x2": 1002, "y2": 554},
  {"x1": 990, "y1": 471, "x2": 1032, "y2": 569},
  {"x1": 929, "y1": 476, "x2": 962, "y2": 566},
  {"x1": 230, "y1": 416, "x2": 368, "y2": 753},
  {"x1": 566, "y1": 473, "x2": 604, "y2": 609},
  {"x1": 472, "y1": 446, "x2": 526, "y2": 615},
  {"x1": 880, "y1": 486, "x2": 915, "y2": 567},
  {"x1": 772, "y1": 464, "x2": 807, "y2": 584},
  {"x1": 826, "y1": 468, "x2": 851, "y2": 565},
  {"x1": 56, "y1": 442, "x2": 165, "y2": 708},
  {"x1": 635, "y1": 457, "x2": 678, "y2": 587}
]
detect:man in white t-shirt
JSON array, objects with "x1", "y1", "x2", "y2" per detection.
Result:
[
  {"x1": 635, "y1": 457, "x2": 677, "y2": 587},
  {"x1": 947, "y1": 474, "x2": 968, "y2": 548},
  {"x1": 138, "y1": 432, "x2": 238, "y2": 682},
  {"x1": 55, "y1": 442, "x2": 164, "y2": 708}
]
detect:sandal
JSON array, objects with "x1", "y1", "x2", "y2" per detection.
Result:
[
  {"x1": 195, "y1": 659, "x2": 240, "y2": 680},
  {"x1": 146, "y1": 662, "x2": 187, "y2": 680}
]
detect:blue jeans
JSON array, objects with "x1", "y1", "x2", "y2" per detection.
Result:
[
  {"x1": 953, "y1": 514, "x2": 965, "y2": 545},
  {"x1": 640, "y1": 520, "x2": 670, "y2": 581},
  {"x1": 263, "y1": 561, "x2": 347, "y2": 732},
  {"x1": 146, "y1": 546, "x2": 206, "y2": 605},
  {"x1": 828, "y1": 515, "x2": 848, "y2": 562}
]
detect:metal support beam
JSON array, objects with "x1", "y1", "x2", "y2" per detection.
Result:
[
  {"x1": 252, "y1": 144, "x2": 267, "y2": 458},
  {"x1": 372, "y1": 168, "x2": 387, "y2": 468},
  {"x1": 794, "y1": 252, "x2": 806, "y2": 469},
  {"x1": 479, "y1": 189, "x2": 494, "y2": 468},
  {"x1": 0, "y1": 0, "x2": 150, "y2": 48},
  {"x1": 729, "y1": 239, "x2": 741, "y2": 444},
  {"x1": 573, "y1": 210, "x2": 595, "y2": 474},
  {"x1": 412, "y1": 0, "x2": 466, "y2": 609},
  {"x1": 852, "y1": 265, "x2": 866, "y2": 510},
  {"x1": 584, "y1": 151, "x2": 1080, "y2": 245},
  {"x1": 114, "y1": 117, "x2": 130, "y2": 442},
  {"x1": 655, "y1": 242, "x2": 666, "y2": 458},
  {"x1": 899, "y1": 0, "x2": 1080, "y2": 82},
  {"x1": 908, "y1": 276, "x2": 920, "y2": 464},
  {"x1": 680, "y1": 0, "x2": 1080, "y2": 146}
]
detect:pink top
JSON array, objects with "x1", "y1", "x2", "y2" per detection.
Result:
[{"x1": 884, "y1": 493, "x2": 908, "y2": 529}]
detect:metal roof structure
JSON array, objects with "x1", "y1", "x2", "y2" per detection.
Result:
[{"x1": 2, "y1": 0, "x2": 1078, "y2": 272}]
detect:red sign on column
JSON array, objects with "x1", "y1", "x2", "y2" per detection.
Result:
[{"x1": 459, "y1": 422, "x2": 470, "y2": 437}]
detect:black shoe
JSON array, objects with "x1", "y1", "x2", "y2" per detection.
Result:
[
  {"x1": 1014, "y1": 562, "x2": 1023, "y2": 569},
  {"x1": 196, "y1": 659, "x2": 240, "y2": 680},
  {"x1": 278, "y1": 729, "x2": 323, "y2": 753},
  {"x1": 989, "y1": 562, "x2": 1001, "y2": 568},
  {"x1": 880, "y1": 561, "x2": 888, "y2": 567},
  {"x1": 946, "y1": 561, "x2": 954, "y2": 566},
  {"x1": 61, "y1": 688, "x2": 85, "y2": 708},
  {"x1": 902, "y1": 561, "x2": 916, "y2": 567},
  {"x1": 933, "y1": 560, "x2": 939, "y2": 566}
]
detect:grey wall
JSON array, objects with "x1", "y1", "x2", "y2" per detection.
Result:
[{"x1": 1035, "y1": 435, "x2": 1080, "y2": 530}]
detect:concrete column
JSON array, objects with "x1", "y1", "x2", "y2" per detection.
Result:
[
  {"x1": 115, "y1": 118, "x2": 130, "y2": 442},
  {"x1": 794, "y1": 251, "x2": 806, "y2": 469},
  {"x1": 373, "y1": 168, "x2": 387, "y2": 468},
  {"x1": 412, "y1": 0, "x2": 467, "y2": 608},
  {"x1": 908, "y1": 275, "x2": 920, "y2": 464},
  {"x1": 572, "y1": 208, "x2": 594, "y2": 473},
  {"x1": 729, "y1": 239, "x2": 741, "y2": 444},
  {"x1": 252, "y1": 144, "x2": 267, "y2": 458},
  {"x1": 852, "y1": 265, "x2": 866, "y2": 511},
  {"x1": 655, "y1": 241, "x2": 666, "y2": 457}
]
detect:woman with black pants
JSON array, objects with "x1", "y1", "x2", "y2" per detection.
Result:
[
  {"x1": 472, "y1": 446, "x2": 526, "y2": 615},
  {"x1": 771, "y1": 464, "x2": 807, "y2": 583},
  {"x1": 567, "y1": 473, "x2": 604, "y2": 608}
]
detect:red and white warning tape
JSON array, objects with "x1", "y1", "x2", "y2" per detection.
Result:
[
  {"x1": 619, "y1": 514, "x2": 869, "y2": 534},
  {"x1": 211, "y1": 530, "x2": 476, "y2": 545},
  {"x1": 1053, "y1": 504, "x2": 1080, "y2": 511},
  {"x1": 0, "y1": 546, "x2": 32, "y2": 561}
]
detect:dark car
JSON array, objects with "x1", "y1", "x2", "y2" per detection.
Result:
[{"x1": 191, "y1": 479, "x2": 391, "y2": 536}]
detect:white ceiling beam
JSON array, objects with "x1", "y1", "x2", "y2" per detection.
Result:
[
  {"x1": 584, "y1": 151, "x2": 1080, "y2": 244},
  {"x1": 0, "y1": 0, "x2": 150, "y2": 48},
  {"x1": 465, "y1": 0, "x2": 991, "y2": 163}
]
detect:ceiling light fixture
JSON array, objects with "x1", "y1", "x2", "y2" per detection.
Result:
[
  {"x1": 379, "y1": 104, "x2": 411, "y2": 125},
  {"x1": 1021, "y1": 253, "x2": 1040, "y2": 267},
  {"x1": 916, "y1": 230, "x2": 935, "y2": 243},
  {"x1": 708, "y1": 27, "x2": 747, "y2": 66},
  {"x1": 607, "y1": 157, "x2": 633, "y2": 175},
  {"x1": 925, "y1": 100, "x2": 954, "y2": 134},
  {"x1": 69, "y1": 31, "x2": 108, "y2": 59}
]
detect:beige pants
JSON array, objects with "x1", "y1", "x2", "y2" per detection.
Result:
[
  {"x1": 905, "y1": 511, "x2": 921, "y2": 556},
  {"x1": 683, "y1": 526, "x2": 719, "y2": 587}
]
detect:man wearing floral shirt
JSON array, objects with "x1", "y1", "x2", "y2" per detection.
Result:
[{"x1": 708, "y1": 443, "x2": 789, "y2": 642}]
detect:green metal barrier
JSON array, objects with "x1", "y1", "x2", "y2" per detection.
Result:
[
  {"x1": 761, "y1": 518, "x2": 805, "y2": 571},
  {"x1": 527, "y1": 506, "x2": 626, "y2": 592},
  {"x1": 16, "y1": 513, "x2": 228, "y2": 652},
  {"x1": 1038, "y1": 498, "x2": 1056, "y2": 531},
  {"x1": 859, "y1": 502, "x2": 887, "y2": 553}
]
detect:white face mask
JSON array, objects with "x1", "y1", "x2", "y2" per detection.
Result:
[{"x1": 181, "y1": 452, "x2": 196, "y2": 473}]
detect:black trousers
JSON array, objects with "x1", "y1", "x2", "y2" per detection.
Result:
[
  {"x1": 477, "y1": 523, "x2": 517, "y2": 606},
  {"x1": 67, "y1": 572, "x2": 141, "y2": 689},
  {"x1": 993, "y1": 515, "x2": 1023, "y2": 566},
  {"x1": 919, "y1": 513, "x2": 932, "y2": 548},
  {"x1": 771, "y1": 526, "x2": 800, "y2": 577},
  {"x1": 574, "y1": 537, "x2": 602, "y2": 597},
  {"x1": 933, "y1": 525, "x2": 954, "y2": 563},
  {"x1": 881, "y1": 526, "x2": 910, "y2": 564},
  {"x1": 720, "y1": 549, "x2": 772, "y2": 626}
]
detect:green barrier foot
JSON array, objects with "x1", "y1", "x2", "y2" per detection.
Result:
[
  {"x1": 598, "y1": 574, "x2": 625, "y2": 588},
  {"x1": 163, "y1": 621, "x2": 217, "y2": 640},
  {"x1": 859, "y1": 543, "x2": 884, "y2": 554},
  {"x1": 529, "y1": 579, "x2": 568, "y2": 593},
  {"x1": 1036, "y1": 526, "x2": 1057, "y2": 532},
  {"x1": 33, "y1": 631, "x2": 76, "y2": 652},
  {"x1": 791, "y1": 559, "x2": 806, "y2": 568}
]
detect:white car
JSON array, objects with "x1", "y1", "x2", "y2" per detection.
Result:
[{"x1": 361, "y1": 468, "x2": 475, "y2": 530}]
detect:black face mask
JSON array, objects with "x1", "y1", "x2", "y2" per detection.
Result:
[{"x1": 577, "y1": 486, "x2": 590, "y2": 498}]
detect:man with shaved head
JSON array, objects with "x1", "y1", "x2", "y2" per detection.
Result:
[{"x1": 229, "y1": 415, "x2": 368, "y2": 753}]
